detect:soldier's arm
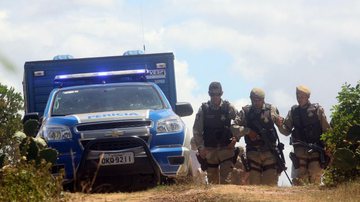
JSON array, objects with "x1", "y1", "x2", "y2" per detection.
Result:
[
  {"x1": 228, "y1": 103, "x2": 238, "y2": 120},
  {"x1": 317, "y1": 106, "x2": 331, "y2": 133},
  {"x1": 235, "y1": 108, "x2": 261, "y2": 141},
  {"x1": 280, "y1": 110, "x2": 293, "y2": 136},
  {"x1": 270, "y1": 105, "x2": 289, "y2": 136},
  {"x1": 234, "y1": 109, "x2": 251, "y2": 136},
  {"x1": 193, "y1": 106, "x2": 205, "y2": 149},
  {"x1": 228, "y1": 104, "x2": 243, "y2": 141}
]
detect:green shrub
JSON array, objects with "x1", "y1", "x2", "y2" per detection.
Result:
[
  {"x1": 322, "y1": 81, "x2": 360, "y2": 185},
  {"x1": 0, "y1": 83, "x2": 23, "y2": 165},
  {"x1": 18, "y1": 134, "x2": 58, "y2": 166},
  {"x1": 0, "y1": 160, "x2": 63, "y2": 202},
  {"x1": 0, "y1": 83, "x2": 63, "y2": 201}
]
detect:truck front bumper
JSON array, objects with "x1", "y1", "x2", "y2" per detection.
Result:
[{"x1": 76, "y1": 136, "x2": 161, "y2": 180}]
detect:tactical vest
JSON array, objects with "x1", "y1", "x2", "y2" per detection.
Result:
[
  {"x1": 202, "y1": 100, "x2": 232, "y2": 147},
  {"x1": 243, "y1": 104, "x2": 278, "y2": 149},
  {"x1": 291, "y1": 103, "x2": 322, "y2": 144}
]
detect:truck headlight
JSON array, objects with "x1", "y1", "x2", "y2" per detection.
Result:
[
  {"x1": 42, "y1": 125, "x2": 72, "y2": 141},
  {"x1": 156, "y1": 116, "x2": 183, "y2": 133}
]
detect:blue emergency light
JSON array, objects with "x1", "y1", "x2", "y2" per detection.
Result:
[
  {"x1": 54, "y1": 69, "x2": 148, "y2": 88},
  {"x1": 53, "y1": 55, "x2": 74, "y2": 60}
]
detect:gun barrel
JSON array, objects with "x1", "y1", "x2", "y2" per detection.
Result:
[{"x1": 253, "y1": 121, "x2": 292, "y2": 185}]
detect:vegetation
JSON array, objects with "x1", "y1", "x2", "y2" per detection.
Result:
[
  {"x1": 0, "y1": 83, "x2": 23, "y2": 167},
  {"x1": 322, "y1": 81, "x2": 360, "y2": 186},
  {"x1": 0, "y1": 82, "x2": 63, "y2": 202},
  {"x1": 0, "y1": 160, "x2": 63, "y2": 202}
]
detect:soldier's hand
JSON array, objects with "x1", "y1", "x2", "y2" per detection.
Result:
[
  {"x1": 275, "y1": 116, "x2": 284, "y2": 126},
  {"x1": 247, "y1": 130, "x2": 259, "y2": 141},
  {"x1": 198, "y1": 148, "x2": 208, "y2": 159},
  {"x1": 227, "y1": 137, "x2": 237, "y2": 149}
]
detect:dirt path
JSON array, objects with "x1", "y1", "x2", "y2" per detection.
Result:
[{"x1": 66, "y1": 183, "x2": 360, "y2": 202}]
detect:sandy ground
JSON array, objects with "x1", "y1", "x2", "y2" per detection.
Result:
[{"x1": 65, "y1": 183, "x2": 360, "y2": 202}]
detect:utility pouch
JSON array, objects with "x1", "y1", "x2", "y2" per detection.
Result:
[
  {"x1": 196, "y1": 153, "x2": 208, "y2": 171},
  {"x1": 289, "y1": 152, "x2": 300, "y2": 169}
]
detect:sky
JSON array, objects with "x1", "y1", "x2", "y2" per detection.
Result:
[{"x1": 1, "y1": 0, "x2": 360, "y2": 186}]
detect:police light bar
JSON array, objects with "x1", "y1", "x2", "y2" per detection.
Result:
[
  {"x1": 54, "y1": 69, "x2": 148, "y2": 80},
  {"x1": 53, "y1": 55, "x2": 74, "y2": 60}
]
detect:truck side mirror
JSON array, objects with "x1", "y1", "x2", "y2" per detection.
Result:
[
  {"x1": 23, "y1": 112, "x2": 41, "y2": 137},
  {"x1": 23, "y1": 119, "x2": 40, "y2": 137},
  {"x1": 22, "y1": 112, "x2": 40, "y2": 124},
  {"x1": 175, "y1": 102, "x2": 193, "y2": 117}
]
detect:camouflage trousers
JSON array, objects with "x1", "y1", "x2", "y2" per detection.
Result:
[
  {"x1": 205, "y1": 147, "x2": 234, "y2": 184},
  {"x1": 246, "y1": 150, "x2": 278, "y2": 185},
  {"x1": 230, "y1": 155, "x2": 249, "y2": 185},
  {"x1": 292, "y1": 147, "x2": 322, "y2": 185}
]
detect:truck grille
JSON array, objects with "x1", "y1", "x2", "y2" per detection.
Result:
[
  {"x1": 76, "y1": 120, "x2": 152, "y2": 131},
  {"x1": 80, "y1": 136, "x2": 149, "y2": 149},
  {"x1": 84, "y1": 138, "x2": 146, "y2": 151},
  {"x1": 77, "y1": 120, "x2": 152, "y2": 150}
]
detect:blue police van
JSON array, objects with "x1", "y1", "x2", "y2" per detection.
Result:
[{"x1": 22, "y1": 52, "x2": 193, "y2": 189}]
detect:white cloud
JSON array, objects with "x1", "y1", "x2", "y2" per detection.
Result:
[
  {"x1": 233, "y1": 98, "x2": 250, "y2": 111},
  {"x1": 174, "y1": 59, "x2": 207, "y2": 132},
  {"x1": 174, "y1": 60, "x2": 198, "y2": 101},
  {"x1": 76, "y1": 0, "x2": 117, "y2": 6},
  {"x1": 230, "y1": 57, "x2": 267, "y2": 81},
  {"x1": 268, "y1": 89, "x2": 296, "y2": 115},
  {"x1": 0, "y1": 10, "x2": 6, "y2": 18},
  {"x1": 1, "y1": 0, "x2": 359, "y2": 187}
]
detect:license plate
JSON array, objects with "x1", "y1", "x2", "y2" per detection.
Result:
[{"x1": 100, "y1": 152, "x2": 134, "y2": 166}]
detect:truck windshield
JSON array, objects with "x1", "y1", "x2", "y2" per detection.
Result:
[{"x1": 51, "y1": 85, "x2": 164, "y2": 116}]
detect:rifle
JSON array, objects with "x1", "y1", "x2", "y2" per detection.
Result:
[
  {"x1": 255, "y1": 125, "x2": 293, "y2": 185},
  {"x1": 291, "y1": 105, "x2": 330, "y2": 169},
  {"x1": 291, "y1": 139, "x2": 330, "y2": 169},
  {"x1": 240, "y1": 153, "x2": 251, "y2": 172}
]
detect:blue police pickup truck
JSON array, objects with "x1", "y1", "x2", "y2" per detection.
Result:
[{"x1": 22, "y1": 52, "x2": 193, "y2": 189}]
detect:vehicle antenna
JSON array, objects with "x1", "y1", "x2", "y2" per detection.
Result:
[{"x1": 139, "y1": 1, "x2": 146, "y2": 53}]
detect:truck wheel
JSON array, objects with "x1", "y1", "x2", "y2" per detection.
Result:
[{"x1": 63, "y1": 181, "x2": 75, "y2": 193}]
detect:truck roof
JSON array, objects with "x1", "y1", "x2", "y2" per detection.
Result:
[
  {"x1": 55, "y1": 82, "x2": 156, "y2": 90},
  {"x1": 23, "y1": 52, "x2": 177, "y2": 116},
  {"x1": 25, "y1": 52, "x2": 174, "y2": 65}
]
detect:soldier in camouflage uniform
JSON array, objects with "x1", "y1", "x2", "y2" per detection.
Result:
[
  {"x1": 279, "y1": 85, "x2": 330, "y2": 185},
  {"x1": 193, "y1": 81, "x2": 239, "y2": 184},
  {"x1": 235, "y1": 88, "x2": 286, "y2": 185}
]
